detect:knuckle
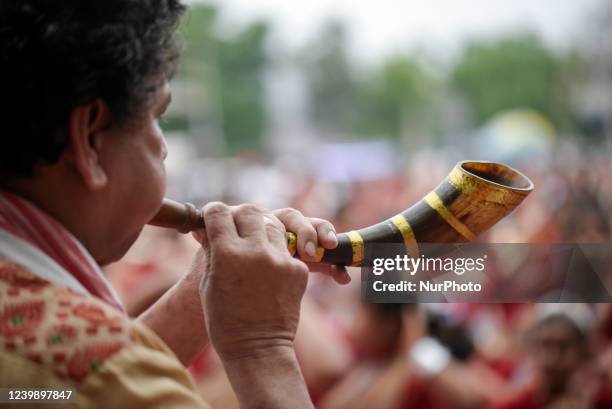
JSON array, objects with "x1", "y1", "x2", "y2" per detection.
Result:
[
  {"x1": 291, "y1": 261, "x2": 310, "y2": 279},
  {"x1": 308, "y1": 217, "x2": 336, "y2": 231},
  {"x1": 204, "y1": 201, "x2": 229, "y2": 216},
  {"x1": 297, "y1": 224, "x2": 317, "y2": 237},
  {"x1": 264, "y1": 214, "x2": 286, "y2": 229},
  {"x1": 289, "y1": 208, "x2": 304, "y2": 218},
  {"x1": 265, "y1": 221, "x2": 286, "y2": 234},
  {"x1": 317, "y1": 220, "x2": 334, "y2": 231},
  {"x1": 276, "y1": 207, "x2": 301, "y2": 219},
  {"x1": 295, "y1": 260, "x2": 309, "y2": 274},
  {"x1": 236, "y1": 203, "x2": 263, "y2": 215}
]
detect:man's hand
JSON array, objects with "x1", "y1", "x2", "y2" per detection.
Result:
[
  {"x1": 272, "y1": 208, "x2": 351, "y2": 284},
  {"x1": 197, "y1": 202, "x2": 315, "y2": 409},
  {"x1": 198, "y1": 202, "x2": 309, "y2": 361},
  {"x1": 140, "y1": 204, "x2": 346, "y2": 371},
  {"x1": 193, "y1": 205, "x2": 350, "y2": 284}
]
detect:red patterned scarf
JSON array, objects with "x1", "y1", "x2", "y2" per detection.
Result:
[{"x1": 0, "y1": 190, "x2": 124, "y2": 311}]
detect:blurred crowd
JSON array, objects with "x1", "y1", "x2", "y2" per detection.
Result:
[{"x1": 105, "y1": 137, "x2": 612, "y2": 409}]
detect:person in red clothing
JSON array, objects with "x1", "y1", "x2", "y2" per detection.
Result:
[{"x1": 492, "y1": 309, "x2": 598, "y2": 409}]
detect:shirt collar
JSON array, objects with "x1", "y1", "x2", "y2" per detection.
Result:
[{"x1": 0, "y1": 190, "x2": 124, "y2": 311}]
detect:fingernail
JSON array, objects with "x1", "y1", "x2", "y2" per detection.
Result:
[
  {"x1": 331, "y1": 265, "x2": 351, "y2": 284},
  {"x1": 339, "y1": 273, "x2": 352, "y2": 284},
  {"x1": 327, "y1": 230, "x2": 338, "y2": 245},
  {"x1": 305, "y1": 241, "x2": 316, "y2": 257}
]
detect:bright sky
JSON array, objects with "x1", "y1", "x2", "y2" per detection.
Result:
[{"x1": 190, "y1": 0, "x2": 601, "y2": 62}]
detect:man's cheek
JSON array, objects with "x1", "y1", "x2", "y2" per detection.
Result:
[{"x1": 160, "y1": 135, "x2": 168, "y2": 159}]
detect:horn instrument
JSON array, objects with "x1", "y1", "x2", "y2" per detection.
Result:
[{"x1": 148, "y1": 161, "x2": 534, "y2": 266}]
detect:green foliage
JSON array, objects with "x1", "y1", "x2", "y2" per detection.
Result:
[
  {"x1": 170, "y1": 4, "x2": 269, "y2": 154},
  {"x1": 218, "y1": 22, "x2": 269, "y2": 153},
  {"x1": 355, "y1": 56, "x2": 435, "y2": 138},
  {"x1": 301, "y1": 20, "x2": 360, "y2": 134},
  {"x1": 452, "y1": 34, "x2": 569, "y2": 127},
  {"x1": 179, "y1": 4, "x2": 217, "y2": 71},
  {"x1": 171, "y1": 7, "x2": 583, "y2": 150},
  {"x1": 301, "y1": 20, "x2": 435, "y2": 139}
]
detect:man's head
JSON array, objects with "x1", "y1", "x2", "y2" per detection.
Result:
[
  {"x1": 0, "y1": 0, "x2": 185, "y2": 263},
  {"x1": 527, "y1": 313, "x2": 589, "y2": 394}
]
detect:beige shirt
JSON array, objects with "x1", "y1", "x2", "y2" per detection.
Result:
[{"x1": 0, "y1": 258, "x2": 211, "y2": 409}]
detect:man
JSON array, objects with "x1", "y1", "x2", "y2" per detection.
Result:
[{"x1": 0, "y1": 1, "x2": 348, "y2": 407}]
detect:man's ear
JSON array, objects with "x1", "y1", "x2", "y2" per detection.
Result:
[{"x1": 66, "y1": 100, "x2": 113, "y2": 190}]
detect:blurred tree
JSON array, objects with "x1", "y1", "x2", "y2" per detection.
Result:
[
  {"x1": 169, "y1": 5, "x2": 270, "y2": 154},
  {"x1": 218, "y1": 22, "x2": 269, "y2": 153},
  {"x1": 179, "y1": 5, "x2": 218, "y2": 78},
  {"x1": 355, "y1": 56, "x2": 435, "y2": 138},
  {"x1": 451, "y1": 34, "x2": 572, "y2": 129},
  {"x1": 301, "y1": 21, "x2": 436, "y2": 139},
  {"x1": 169, "y1": 4, "x2": 222, "y2": 140},
  {"x1": 301, "y1": 20, "x2": 359, "y2": 134},
  {"x1": 575, "y1": 0, "x2": 612, "y2": 138}
]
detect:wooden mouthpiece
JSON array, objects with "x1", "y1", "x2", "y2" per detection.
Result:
[
  {"x1": 148, "y1": 198, "x2": 298, "y2": 255},
  {"x1": 149, "y1": 198, "x2": 205, "y2": 233}
]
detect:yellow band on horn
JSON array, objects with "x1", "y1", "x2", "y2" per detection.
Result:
[
  {"x1": 447, "y1": 166, "x2": 477, "y2": 194},
  {"x1": 314, "y1": 246, "x2": 325, "y2": 262},
  {"x1": 447, "y1": 165, "x2": 519, "y2": 205},
  {"x1": 390, "y1": 214, "x2": 419, "y2": 258},
  {"x1": 287, "y1": 232, "x2": 297, "y2": 256},
  {"x1": 346, "y1": 230, "x2": 364, "y2": 266},
  {"x1": 424, "y1": 191, "x2": 476, "y2": 241},
  {"x1": 286, "y1": 232, "x2": 325, "y2": 262}
]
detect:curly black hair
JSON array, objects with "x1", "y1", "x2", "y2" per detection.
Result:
[{"x1": 0, "y1": 0, "x2": 186, "y2": 176}]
